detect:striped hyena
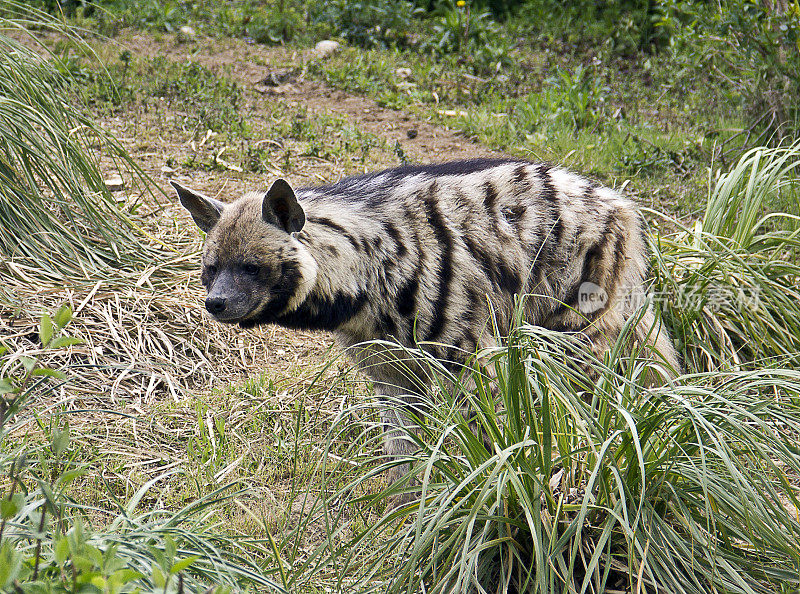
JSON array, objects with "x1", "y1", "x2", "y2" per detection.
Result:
[{"x1": 174, "y1": 159, "x2": 680, "y2": 478}]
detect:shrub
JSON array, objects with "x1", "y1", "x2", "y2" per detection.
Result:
[
  {"x1": 246, "y1": 8, "x2": 305, "y2": 45},
  {"x1": 510, "y1": 0, "x2": 669, "y2": 53}
]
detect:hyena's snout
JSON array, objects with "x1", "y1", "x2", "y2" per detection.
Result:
[
  {"x1": 204, "y1": 291, "x2": 251, "y2": 321},
  {"x1": 204, "y1": 271, "x2": 254, "y2": 322},
  {"x1": 205, "y1": 296, "x2": 227, "y2": 315}
]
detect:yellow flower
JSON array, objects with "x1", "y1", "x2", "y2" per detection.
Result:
[{"x1": 456, "y1": 0, "x2": 466, "y2": 6}]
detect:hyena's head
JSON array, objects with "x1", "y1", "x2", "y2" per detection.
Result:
[{"x1": 173, "y1": 179, "x2": 318, "y2": 328}]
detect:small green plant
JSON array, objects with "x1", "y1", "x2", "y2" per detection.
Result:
[
  {"x1": 543, "y1": 64, "x2": 610, "y2": 131},
  {"x1": 246, "y1": 7, "x2": 304, "y2": 45},
  {"x1": 423, "y1": 0, "x2": 512, "y2": 74},
  {"x1": 114, "y1": 0, "x2": 186, "y2": 33}
]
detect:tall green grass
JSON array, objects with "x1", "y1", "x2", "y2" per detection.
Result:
[
  {"x1": 287, "y1": 334, "x2": 800, "y2": 593},
  {"x1": 0, "y1": 2, "x2": 177, "y2": 286},
  {"x1": 652, "y1": 141, "x2": 800, "y2": 371}
]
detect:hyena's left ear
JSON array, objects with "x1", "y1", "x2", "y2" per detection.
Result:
[
  {"x1": 171, "y1": 181, "x2": 225, "y2": 233},
  {"x1": 264, "y1": 179, "x2": 305, "y2": 233}
]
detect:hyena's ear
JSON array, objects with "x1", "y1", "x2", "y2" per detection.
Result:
[
  {"x1": 171, "y1": 181, "x2": 225, "y2": 233},
  {"x1": 264, "y1": 178, "x2": 305, "y2": 233}
]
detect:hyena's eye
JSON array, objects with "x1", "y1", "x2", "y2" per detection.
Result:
[
  {"x1": 206, "y1": 264, "x2": 218, "y2": 276},
  {"x1": 242, "y1": 263, "x2": 260, "y2": 276}
]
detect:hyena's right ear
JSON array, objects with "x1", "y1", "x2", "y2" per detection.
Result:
[{"x1": 171, "y1": 181, "x2": 225, "y2": 233}]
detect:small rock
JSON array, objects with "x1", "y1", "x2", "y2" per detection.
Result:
[
  {"x1": 314, "y1": 40, "x2": 340, "y2": 58},
  {"x1": 178, "y1": 25, "x2": 196, "y2": 42},
  {"x1": 406, "y1": 128, "x2": 418, "y2": 139},
  {"x1": 104, "y1": 175, "x2": 124, "y2": 192},
  {"x1": 161, "y1": 165, "x2": 176, "y2": 176},
  {"x1": 276, "y1": 348, "x2": 286, "y2": 357},
  {"x1": 395, "y1": 67, "x2": 412, "y2": 79}
]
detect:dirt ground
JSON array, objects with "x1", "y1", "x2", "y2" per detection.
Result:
[{"x1": 117, "y1": 30, "x2": 499, "y2": 165}]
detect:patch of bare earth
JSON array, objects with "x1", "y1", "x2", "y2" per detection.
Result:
[{"x1": 115, "y1": 30, "x2": 500, "y2": 164}]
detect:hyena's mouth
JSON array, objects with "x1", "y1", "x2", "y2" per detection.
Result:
[{"x1": 206, "y1": 311, "x2": 242, "y2": 324}]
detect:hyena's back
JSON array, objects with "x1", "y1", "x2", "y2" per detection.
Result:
[{"x1": 291, "y1": 158, "x2": 677, "y2": 377}]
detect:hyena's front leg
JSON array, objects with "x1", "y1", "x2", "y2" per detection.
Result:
[{"x1": 375, "y1": 381, "x2": 424, "y2": 486}]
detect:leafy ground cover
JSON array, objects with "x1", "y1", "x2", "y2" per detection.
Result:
[{"x1": 1, "y1": 0, "x2": 800, "y2": 591}]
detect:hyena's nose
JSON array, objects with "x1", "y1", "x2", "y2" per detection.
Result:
[{"x1": 205, "y1": 297, "x2": 227, "y2": 315}]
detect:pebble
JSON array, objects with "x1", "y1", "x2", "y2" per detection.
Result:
[
  {"x1": 178, "y1": 25, "x2": 196, "y2": 42},
  {"x1": 395, "y1": 67, "x2": 412, "y2": 79},
  {"x1": 314, "y1": 40, "x2": 340, "y2": 58},
  {"x1": 104, "y1": 175, "x2": 124, "y2": 192}
]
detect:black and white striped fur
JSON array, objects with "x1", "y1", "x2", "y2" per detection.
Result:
[{"x1": 174, "y1": 158, "x2": 680, "y2": 479}]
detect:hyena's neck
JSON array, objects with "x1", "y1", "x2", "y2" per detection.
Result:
[{"x1": 275, "y1": 213, "x2": 373, "y2": 332}]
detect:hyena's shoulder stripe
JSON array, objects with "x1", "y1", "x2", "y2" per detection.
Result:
[
  {"x1": 513, "y1": 163, "x2": 529, "y2": 186},
  {"x1": 383, "y1": 222, "x2": 407, "y2": 258},
  {"x1": 277, "y1": 290, "x2": 369, "y2": 331},
  {"x1": 529, "y1": 164, "x2": 564, "y2": 274},
  {"x1": 421, "y1": 181, "x2": 455, "y2": 342},
  {"x1": 483, "y1": 181, "x2": 499, "y2": 229},
  {"x1": 306, "y1": 215, "x2": 362, "y2": 252}
]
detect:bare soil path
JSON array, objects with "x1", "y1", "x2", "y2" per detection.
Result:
[{"x1": 116, "y1": 30, "x2": 500, "y2": 166}]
